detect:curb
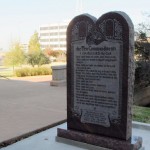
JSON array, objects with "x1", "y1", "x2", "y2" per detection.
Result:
[
  {"x1": 132, "y1": 121, "x2": 150, "y2": 131},
  {"x1": 0, "y1": 119, "x2": 66, "y2": 148}
]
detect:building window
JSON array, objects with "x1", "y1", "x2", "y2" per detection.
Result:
[
  {"x1": 59, "y1": 32, "x2": 66, "y2": 35},
  {"x1": 50, "y1": 39, "x2": 58, "y2": 42},
  {"x1": 59, "y1": 25, "x2": 67, "y2": 29},
  {"x1": 51, "y1": 44, "x2": 59, "y2": 48},
  {"x1": 40, "y1": 39, "x2": 49, "y2": 42},
  {"x1": 40, "y1": 27, "x2": 49, "y2": 30},
  {"x1": 50, "y1": 32, "x2": 58, "y2": 36},
  {"x1": 59, "y1": 38, "x2": 66, "y2": 41},
  {"x1": 60, "y1": 44, "x2": 66, "y2": 47},
  {"x1": 40, "y1": 33, "x2": 49, "y2": 36},
  {"x1": 49, "y1": 26, "x2": 58, "y2": 30}
]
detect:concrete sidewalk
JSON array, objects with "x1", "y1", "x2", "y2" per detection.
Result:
[
  {"x1": 0, "y1": 77, "x2": 66, "y2": 145},
  {"x1": 1, "y1": 122, "x2": 149, "y2": 150}
]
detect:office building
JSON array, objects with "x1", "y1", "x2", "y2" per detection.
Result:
[{"x1": 39, "y1": 22, "x2": 68, "y2": 51}]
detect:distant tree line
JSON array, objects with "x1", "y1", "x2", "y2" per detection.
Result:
[
  {"x1": 4, "y1": 31, "x2": 66, "y2": 70},
  {"x1": 3, "y1": 31, "x2": 64, "y2": 70},
  {"x1": 134, "y1": 22, "x2": 150, "y2": 91}
]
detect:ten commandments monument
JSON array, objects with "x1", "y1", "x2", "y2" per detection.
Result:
[{"x1": 57, "y1": 11, "x2": 143, "y2": 150}]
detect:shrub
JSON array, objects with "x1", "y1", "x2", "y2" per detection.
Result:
[
  {"x1": 135, "y1": 61, "x2": 150, "y2": 91},
  {"x1": 15, "y1": 68, "x2": 31, "y2": 77},
  {"x1": 15, "y1": 67, "x2": 52, "y2": 77}
]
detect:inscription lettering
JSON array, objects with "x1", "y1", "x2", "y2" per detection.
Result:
[{"x1": 73, "y1": 41, "x2": 122, "y2": 126}]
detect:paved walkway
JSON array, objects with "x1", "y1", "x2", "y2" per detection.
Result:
[{"x1": 0, "y1": 76, "x2": 66, "y2": 144}]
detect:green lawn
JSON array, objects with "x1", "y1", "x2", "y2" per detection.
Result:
[
  {"x1": 0, "y1": 63, "x2": 65, "y2": 78},
  {"x1": 0, "y1": 71, "x2": 14, "y2": 77},
  {"x1": 0, "y1": 66, "x2": 14, "y2": 77},
  {"x1": 133, "y1": 105, "x2": 150, "y2": 123}
]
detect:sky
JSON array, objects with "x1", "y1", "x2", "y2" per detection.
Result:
[{"x1": 0, "y1": 0, "x2": 150, "y2": 51}]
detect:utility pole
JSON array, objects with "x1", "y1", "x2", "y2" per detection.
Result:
[{"x1": 76, "y1": 0, "x2": 83, "y2": 15}]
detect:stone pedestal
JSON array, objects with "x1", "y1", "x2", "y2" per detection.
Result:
[
  {"x1": 57, "y1": 128, "x2": 143, "y2": 150},
  {"x1": 50, "y1": 65, "x2": 66, "y2": 86}
]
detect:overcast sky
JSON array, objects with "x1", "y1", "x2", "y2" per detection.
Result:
[{"x1": 0, "y1": 0, "x2": 150, "y2": 51}]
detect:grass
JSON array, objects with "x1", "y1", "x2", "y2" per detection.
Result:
[
  {"x1": 0, "y1": 63, "x2": 66, "y2": 78},
  {"x1": 0, "y1": 70, "x2": 14, "y2": 77},
  {"x1": 133, "y1": 105, "x2": 150, "y2": 123}
]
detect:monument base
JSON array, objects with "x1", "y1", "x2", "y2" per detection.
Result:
[
  {"x1": 57, "y1": 128, "x2": 143, "y2": 150},
  {"x1": 50, "y1": 80, "x2": 66, "y2": 86}
]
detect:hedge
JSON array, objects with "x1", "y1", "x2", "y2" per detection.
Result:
[{"x1": 15, "y1": 67, "x2": 52, "y2": 77}]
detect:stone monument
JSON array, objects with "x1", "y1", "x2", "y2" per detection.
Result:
[{"x1": 57, "y1": 11, "x2": 143, "y2": 150}]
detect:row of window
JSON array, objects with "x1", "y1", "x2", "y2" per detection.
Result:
[
  {"x1": 40, "y1": 38, "x2": 66, "y2": 42},
  {"x1": 40, "y1": 32, "x2": 66, "y2": 36},
  {"x1": 40, "y1": 39, "x2": 49, "y2": 42},
  {"x1": 40, "y1": 33, "x2": 49, "y2": 36},
  {"x1": 59, "y1": 25, "x2": 68, "y2": 29},
  {"x1": 41, "y1": 44, "x2": 66, "y2": 48},
  {"x1": 60, "y1": 44, "x2": 66, "y2": 47},
  {"x1": 40, "y1": 25, "x2": 67, "y2": 30}
]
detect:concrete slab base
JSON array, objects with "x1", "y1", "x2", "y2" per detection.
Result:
[{"x1": 56, "y1": 136, "x2": 109, "y2": 150}]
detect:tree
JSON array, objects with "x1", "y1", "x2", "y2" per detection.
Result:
[
  {"x1": 4, "y1": 42, "x2": 25, "y2": 71},
  {"x1": 44, "y1": 48, "x2": 60, "y2": 57},
  {"x1": 26, "y1": 53, "x2": 39, "y2": 67},
  {"x1": 135, "y1": 21, "x2": 150, "y2": 60},
  {"x1": 28, "y1": 31, "x2": 41, "y2": 54},
  {"x1": 134, "y1": 23, "x2": 150, "y2": 90},
  {"x1": 38, "y1": 53, "x2": 50, "y2": 66},
  {"x1": 135, "y1": 30, "x2": 150, "y2": 61},
  {"x1": 27, "y1": 52, "x2": 50, "y2": 67},
  {"x1": 27, "y1": 31, "x2": 50, "y2": 67},
  {"x1": 44, "y1": 47, "x2": 66, "y2": 62}
]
